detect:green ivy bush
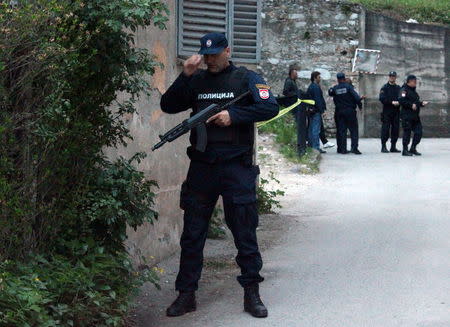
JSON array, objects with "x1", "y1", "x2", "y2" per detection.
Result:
[
  {"x1": 0, "y1": 0, "x2": 168, "y2": 325},
  {"x1": 0, "y1": 251, "x2": 159, "y2": 327},
  {"x1": 257, "y1": 172, "x2": 285, "y2": 214}
]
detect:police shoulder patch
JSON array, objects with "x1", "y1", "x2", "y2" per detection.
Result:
[
  {"x1": 255, "y1": 84, "x2": 271, "y2": 90},
  {"x1": 259, "y1": 89, "x2": 270, "y2": 99}
]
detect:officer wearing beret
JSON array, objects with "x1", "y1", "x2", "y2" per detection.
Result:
[
  {"x1": 399, "y1": 75, "x2": 429, "y2": 156},
  {"x1": 328, "y1": 72, "x2": 363, "y2": 154},
  {"x1": 379, "y1": 71, "x2": 401, "y2": 153},
  {"x1": 160, "y1": 33, "x2": 278, "y2": 318}
]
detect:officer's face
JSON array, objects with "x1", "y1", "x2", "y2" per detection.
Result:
[
  {"x1": 204, "y1": 48, "x2": 230, "y2": 73},
  {"x1": 290, "y1": 70, "x2": 298, "y2": 80},
  {"x1": 389, "y1": 75, "x2": 397, "y2": 83},
  {"x1": 315, "y1": 74, "x2": 321, "y2": 84},
  {"x1": 407, "y1": 79, "x2": 417, "y2": 88}
]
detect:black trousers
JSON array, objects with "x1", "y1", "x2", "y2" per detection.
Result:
[
  {"x1": 335, "y1": 110, "x2": 359, "y2": 152},
  {"x1": 176, "y1": 159, "x2": 264, "y2": 292},
  {"x1": 320, "y1": 115, "x2": 328, "y2": 145},
  {"x1": 294, "y1": 106, "x2": 307, "y2": 155},
  {"x1": 402, "y1": 118, "x2": 422, "y2": 149},
  {"x1": 381, "y1": 110, "x2": 400, "y2": 146}
]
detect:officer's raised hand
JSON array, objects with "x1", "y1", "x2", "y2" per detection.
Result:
[
  {"x1": 207, "y1": 110, "x2": 231, "y2": 127},
  {"x1": 183, "y1": 55, "x2": 202, "y2": 77},
  {"x1": 422, "y1": 101, "x2": 429, "y2": 106}
]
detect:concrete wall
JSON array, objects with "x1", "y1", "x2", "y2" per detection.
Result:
[
  {"x1": 106, "y1": 0, "x2": 189, "y2": 265},
  {"x1": 259, "y1": 0, "x2": 363, "y2": 135},
  {"x1": 360, "y1": 12, "x2": 450, "y2": 137}
]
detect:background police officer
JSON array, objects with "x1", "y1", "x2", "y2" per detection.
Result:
[
  {"x1": 399, "y1": 75, "x2": 429, "y2": 156},
  {"x1": 328, "y1": 73, "x2": 363, "y2": 154},
  {"x1": 379, "y1": 71, "x2": 401, "y2": 153},
  {"x1": 283, "y1": 67, "x2": 308, "y2": 156},
  {"x1": 160, "y1": 33, "x2": 278, "y2": 318}
]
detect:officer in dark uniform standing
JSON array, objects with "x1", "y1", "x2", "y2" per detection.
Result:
[
  {"x1": 160, "y1": 33, "x2": 278, "y2": 318},
  {"x1": 399, "y1": 75, "x2": 429, "y2": 156},
  {"x1": 379, "y1": 71, "x2": 401, "y2": 153},
  {"x1": 328, "y1": 73, "x2": 363, "y2": 154},
  {"x1": 283, "y1": 68, "x2": 308, "y2": 156}
]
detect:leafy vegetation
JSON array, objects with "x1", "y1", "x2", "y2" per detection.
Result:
[
  {"x1": 0, "y1": 0, "x2": 168, "y2": 325},
  {"x1": 259, "y1": 113, "x2": 320, "y2": 174},
  {"x1": 257, "y1": 172, "x2": 285, "y2": 214},
  {"x1": 351, "y1": 0, "x2": 450, "y2": 25},
  {"x1": 208, "y1": 206, "x2": 227, "y2": 239}
]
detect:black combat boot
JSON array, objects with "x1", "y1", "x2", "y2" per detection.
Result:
[
  {"x1": 351, "y1": 148, "x2": 362, "y2": 155},
  {"x1": 409, "y1": 146, "x2": 421, "y2": 156},
  {"x1": 402, "y1": 148, "x2": 413, "y2": 156},
  {"x1": 244, "y1": 284, "x2": 268, "y2": 318},
  {"x1": 390, "y1": 144, "x2": 401, "y2": 153},
  {"x1": 166, "y1": 291, "x2": 196, "y2": 317},
  {"x1": 381, "y1": 144, "x2": 389, "y2": 153}
]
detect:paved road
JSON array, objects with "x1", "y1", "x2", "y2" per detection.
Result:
[{"x1": 139, "y1": 139, "x2": 450, "y2": 327}]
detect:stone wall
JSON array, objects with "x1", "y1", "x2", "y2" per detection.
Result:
[
  {"x1": 106, "y1": 0, "x2": 189, "y2": 265},
  {"x1": 360, "y1": 12, "x2": 450, "y2": 137},
  {"x1": 259, "y1": 0, "x2": 364, "y2": 134},
  {"x1": 259, "y1": 1, "x2": 449, "y2": 138}
]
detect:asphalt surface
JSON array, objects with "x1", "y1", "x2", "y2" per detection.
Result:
[{"x1": 138, "y1": 138, "x2": 450, "y2": 327}]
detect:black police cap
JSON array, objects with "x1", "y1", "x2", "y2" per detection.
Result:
[{"x1": 199, "y1": 33, "x2": 228, "y2": 55}]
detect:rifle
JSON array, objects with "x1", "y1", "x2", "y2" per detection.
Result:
[{"x1": 152, "y1": 90, "x2": 251, "y2": 152}]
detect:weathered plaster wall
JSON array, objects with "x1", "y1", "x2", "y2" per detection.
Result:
[
  {"x1": 259, "y1": 0, "x2": 363, "y2": 134},
  {"x1": 361, "y1": 12, "x2": 450, "y2": 137},
  {"x1": 106, "y1": 0, "x2": 189, "y2": 265}
]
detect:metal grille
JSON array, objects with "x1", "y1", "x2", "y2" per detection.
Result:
[
  {"x1": 231, "y1": 0, "x2": 260, "y2": 63},
  {"x1": 177, "y1": 0, "x2": 261, "y2": 63},
  {"x1": 178, "y1": 0, "x2": 229, "y2": 57}
]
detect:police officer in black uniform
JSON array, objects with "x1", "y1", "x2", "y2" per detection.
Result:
[
  {"x1": 160, "y1": 33, "x2": 278, "y2": 318},
  {"x1": 379, "y1": 71, "x2": 401, "y2": 153},
  {"x1": 399, "y1": 75, "x2": 429, "y2": 156},
  {"x1": 328, "y1": 73, "x2": 363, "y2": 154},
  {"x1": 283, "y1": 68, "x2": 308, "y2": 156}
]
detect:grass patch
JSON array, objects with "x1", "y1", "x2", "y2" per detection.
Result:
[
  {"x1": 259, "y1": 113, "x2": 298, "y2": 160},
  {"x1": 204, "y1": 258, "x2": 235, "y2": 270},
  {"x1": 259, "y1": 113, "x2": 320, "y2": 174},
  {"x1": 351, "y1": 0, "x2": 450, "y2": 25}
]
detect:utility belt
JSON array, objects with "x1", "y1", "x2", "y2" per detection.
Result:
[{"x1": 187, "y1": 145, "x2": 253, "y2": 165}]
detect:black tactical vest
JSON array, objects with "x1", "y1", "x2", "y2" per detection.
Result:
[{"x1": 188, "y1": 66, "x2": 253, "y2": 147}]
